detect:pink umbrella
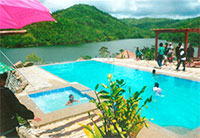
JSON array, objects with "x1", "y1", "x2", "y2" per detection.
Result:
[{"x1": 0, "y1": 0, "x2": 55, "y2": 29}]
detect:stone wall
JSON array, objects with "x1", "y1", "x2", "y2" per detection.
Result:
[{"x1": 6, "y1": 71, "x2": 28, "y2": 93}]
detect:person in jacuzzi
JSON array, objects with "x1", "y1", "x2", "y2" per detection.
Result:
[
  {"x1": 65, "y1": 94, "x2": 80, "y2": 106},
  {"x1": 153, "y1": 82, "x2": 162, "y2": 96}
]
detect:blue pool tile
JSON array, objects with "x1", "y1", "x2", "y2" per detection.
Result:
[
  {"x1": 29, "y1": 86, "x2": 92, "y2": 113},
  {"x1": 59, "y1": 88, "x2": 65, "y2": 92}
]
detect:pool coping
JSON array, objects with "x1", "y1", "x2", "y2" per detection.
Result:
[
  {"x1": 93, "y1": 59, "x2": 200, "y2": 82},
  {"x1": 17, "y1": 84, "x2": 97, "y2": 127}
]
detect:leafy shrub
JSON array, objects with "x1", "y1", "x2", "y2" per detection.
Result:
[
  {"x1": 119, "y1": 49, "x2": 124, "y2": 53},
  {"x1": 16, "y1": 114, "x2": 31, "y2": 128},
  {"x1": 99, "y1": 46, "x2": 110, "y2": 58},
  {"x1": 141, "y1": 46, "x2": 155, "y2": 60},
  {"x1": 80, "y1": 74, "x2": 152, "y2": 138},
  {"x1": 81, "y1": 55, "x2": 92, "y2": 60},
  {"x1": 25, "y1": 53, "x2": 46, "y2": 65}
]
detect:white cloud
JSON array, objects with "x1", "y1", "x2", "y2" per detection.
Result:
[{"x1": 40, "y1": 0, "x2": 200, "y2": 19}]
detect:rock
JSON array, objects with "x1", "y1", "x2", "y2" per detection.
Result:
[
  {"x1": 76, "y1": 57, "x2": 85, "y2": 61},
  {"x1": 11, "y1": 70, "x2": 16, "y2": 74},
  {"x1": 17, "y1": 126, "x2": 37, "y2": 138},
  {"x1": 14, "y1": 61, "x2": 23, "y2": 68},
  {"x1": 15, "y1": 87, "x2": 23, "y2": 93},
  {"x1": 14, "y1": 71, "x2": 20, "y2": 77},
  {"x1": 16, "y1": 77, "x2": 21, "y2": 80},
  {"x1": 23, "y1": 61, "x2": 34, "y2": 67},
  {"x1": 15, "y1": 81, "x2": 29, "y2": 93}
]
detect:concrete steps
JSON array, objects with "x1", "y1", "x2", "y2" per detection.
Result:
[{"x1": 35, "y1": 111, "x2": 101, "y2": 138}]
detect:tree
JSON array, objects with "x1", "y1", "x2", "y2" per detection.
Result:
[
  {"x1": 99, "y1": 46, "x2": 110, "y2": 58},
  {"x1": 25, "y1": 53, "x2": 46, "y2": 65}
]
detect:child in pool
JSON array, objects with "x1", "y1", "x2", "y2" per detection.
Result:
[
  {"x1": 153, "y1": 82, "x2": 162, "y2": 96},
  {"x1": 65, "y1": 94, "x2": 80, "y2": 106}
]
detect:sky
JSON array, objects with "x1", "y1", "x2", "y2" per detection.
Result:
[{"x1": 41, "y1": 0, "x2": 200, "y2": 19}]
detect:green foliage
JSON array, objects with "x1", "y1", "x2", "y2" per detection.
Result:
[
  {"x1": 16, "y1": 114, "x2": 31, "y2": 128},
  {"x1": 141, "y1": 46, "x2": 155, "y2": 60},
  {"x1": 99, "y1": 46, "x2": 110, "y2": 58},
  {"x1": 81, "y1": 55, "x2": 92, "y2": 60},
  {"x1": 122, "y1": 17, "x2": 200, "y2": 47},
  {"x1": 80, "y1": 74, "x2": 152, "y2": 138},
  {"x1": 119, "y1": 49, "x2": 124, "y2": 53},
  {"x1": 25, "y1": 53, "x2": 46, "y2": 65}
]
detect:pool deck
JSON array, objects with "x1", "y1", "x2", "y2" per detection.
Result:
[
  {"x1": 15, "y1": 59, "x2": 200, "y2": 138},
  {"x1": 94, "y1": 58, "x2": 200, "y2": 82}
]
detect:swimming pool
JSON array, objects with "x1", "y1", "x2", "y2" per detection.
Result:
[
  {"x1": 29, "y1": 86, "x2": 92, "y2": 113},
  {"x1": 41, "y1": 60, "x2": 200, "y2": 130}
]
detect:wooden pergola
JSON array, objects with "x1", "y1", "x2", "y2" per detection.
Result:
[
  {"x1": 152, "y1": 28, "x2": 200, "y2": 60},
  {"x1": 0, "y1": 30, "x2": 27, "y2": 35}
]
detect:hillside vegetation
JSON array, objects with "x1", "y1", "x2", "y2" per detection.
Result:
[
  {"x1": 0, "y1": 4, "x2": 199, "y2": 48},
  {"x1": 121, "y1": 17, "x2": 200, "y2": 46}
]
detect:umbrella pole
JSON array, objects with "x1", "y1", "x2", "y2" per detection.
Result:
[{"x1": 0, "y1": 50, "x2": 35, "y2": 91}]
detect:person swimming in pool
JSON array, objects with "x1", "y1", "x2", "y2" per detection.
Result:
[
  {"x1": 153, "y1": 82, "x2": 162, "y2": 96},
  {"x1": 152, "y1": 69, "x2": 156, "y2": 75},
  {"x1": 65, "y1": 94, "x2": 80, "y2": 106}
]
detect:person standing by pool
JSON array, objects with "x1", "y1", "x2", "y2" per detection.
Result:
[
  {"x1": 187, "y1": 44, "x2": 194, "y2": 67},
  {"x1": 176, "y1": 45, "x2": 186, "y2": 71},
  {"x1": 0, "y1": 72, "x2": 41, "y2": 138},
  {"x1": 168, "y1": 42, "x2": 174, "y2": 62},
  {"x1": 163, "y1": 43, "x2": 169, "y2": 65},
  {"x1": 135, "y1": 47, "x2": 143, "y2": 60},
  {"x1": 175, "y1": 43, "x2": 181, "y2": 63},
  {"x1": 66, "y1": 94, "x2": 80, "y2": 106},
  {"x1": 157, "y1": 43, "x2": 165, "y2": 68}
]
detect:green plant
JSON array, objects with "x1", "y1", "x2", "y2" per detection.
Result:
[
  {"x1": 81, "y1": 55, "x2": 92, "y2": 60},
  {"x1": 99, "y1": 46, "x2": 110, "y2": 58},
  {"x1": 119, "y1": 49, "x2": 124, "y2": 53},
  {"x1": 16, "y1": 114, "x2": 31, "y2": 128},
  {"x1": 141, "y1": 46, "x2": 155, "y2": 60},
  {"x1": 25, "y1": 53, "x2": 46, "y2": 65},
  {"x1": 80, "y1": 74, "x2": 152, "y2": 138}
]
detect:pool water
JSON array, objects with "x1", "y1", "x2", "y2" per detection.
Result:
[
  {"x1": 41, "y1": 60, "x2": 200, "y2": 130},
  {"x1": 29, "y1": 87, "x2": 92, "y2": 113}
]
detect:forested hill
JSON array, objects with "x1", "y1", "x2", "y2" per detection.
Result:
[
  {"x1": 121, "y1": 17, "x2": 200, "y2": 46},
  {"x1": 0, "y1": 4, "x2": 199, "y2": 48},
  {"x1": 0, "y1": 4, "x2": 137, "y2": 48}
]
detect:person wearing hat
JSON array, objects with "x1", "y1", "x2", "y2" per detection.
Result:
[
  {"x1": 0, "y1": 72, "x2": 41, "y2": 138},
  {"x1": 176, "y1": 45, "x2": 186, "y2": 71}
]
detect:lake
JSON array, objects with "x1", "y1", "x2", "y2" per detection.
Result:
[
  {"x1": 0, "y1": 38, "x2": 163, "y2": 64},
  {"x1": 0, "y1": 38, "x2": 197, "y2": 65}
]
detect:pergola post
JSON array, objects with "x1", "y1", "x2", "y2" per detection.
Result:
[
  {"x1": 198, "y1": 36, "x2": 200, "y2": 58},
  {"x1": 155, "y1": 32, "x2": 159, "y2": 60},
  {"x1": 184, "y1": 31, "x2": 189, "y2": 55}
]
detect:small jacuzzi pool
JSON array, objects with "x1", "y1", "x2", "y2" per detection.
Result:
[{"x1": 29, "y1": 87, "x2": 93, "y2": 113}]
